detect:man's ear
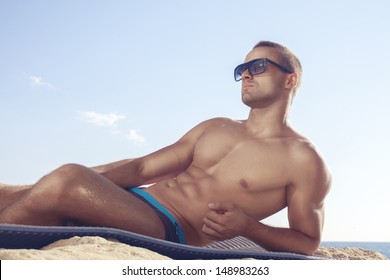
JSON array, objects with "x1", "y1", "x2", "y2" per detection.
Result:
[{"x1": 285, "y1": 73, "x2": 297, "y2": 90}]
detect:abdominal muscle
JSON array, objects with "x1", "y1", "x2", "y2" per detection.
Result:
[
  {"x1": 144, "y1": 171, "x2": 215, "y2": 245},
  {"x1": 144, "y1": 167, "x2": 287, "y2": 246}
]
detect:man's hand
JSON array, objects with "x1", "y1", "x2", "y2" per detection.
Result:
[{"x1": 202, "y1": 201, "x2": 250, "y2": 241}]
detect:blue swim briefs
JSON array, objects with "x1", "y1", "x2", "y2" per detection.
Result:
[{"x1": 127, "y1": 187, "x2": 186, "y2": 244}]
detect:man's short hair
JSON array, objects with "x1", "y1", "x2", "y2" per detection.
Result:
[{"x1": 253, "y1": 41, "x2": 302, "y2": 96}]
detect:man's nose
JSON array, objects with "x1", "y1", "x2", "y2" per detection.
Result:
[{"x1": 242, "y1": 69, "x2": 253, "y2": 80}]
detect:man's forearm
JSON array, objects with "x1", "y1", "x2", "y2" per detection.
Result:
[
  {"x1": 243, "y1": 219, "x2": 320, "y2": 255},
  {"x1": 90, "y1": 159, "x2": 145, "y2": 188},
  {"x1": 90, "y1": 159, "x2": 135, "y2": 174}
]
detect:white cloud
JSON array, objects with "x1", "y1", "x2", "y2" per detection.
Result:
[
  {"x1": 78, "y1": 111, "x2": 145, "y2": 145},
  {"x1": 78, "y1": 111, "x2": 125, "y2": 127},
  {"x1": 29, "y1": 76, "x2": 55, "y2": 89},
  {"x1": 127, "y1": 129, "x2": 146, "y2": 145}
]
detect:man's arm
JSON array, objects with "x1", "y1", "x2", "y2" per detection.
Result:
[
  {"x1": 281, "y1": 147, "x2": 332, "y2": 254},
  {"x1": 202, "y1": 201, "x2": 325, "y2": 255},
  {"x1": 90, "y1": 159, "x2": 135, "y2": 174},
  {"x1": 98, "y1": 118, "x2": 229, "y2": 188},
  {"x1": 203, "y1": 147, "x2": 331, "y2": 255}
]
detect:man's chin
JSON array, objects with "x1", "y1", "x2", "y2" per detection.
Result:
[{"x1": 242, "y1": 94, "x2": 254, "y2": 106}]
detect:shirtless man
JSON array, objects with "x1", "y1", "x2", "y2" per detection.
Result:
[{"x1": 0, "y1": 41, "x2": 331, "y2": 255}]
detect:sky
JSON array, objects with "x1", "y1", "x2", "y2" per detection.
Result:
[{"x1": 1, "y1": 0, "x2": 389, "y2": 242}]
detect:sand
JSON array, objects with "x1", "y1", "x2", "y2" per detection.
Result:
[
  {"x1": 0, "y1": 236, "x2": 170, "y2": 260},
  {"x1": 315, "y1": 246, "x2": 388, "y2": 260},
  {"x1": 0, "y1": 236, "x2": 387, "y2": 260}
]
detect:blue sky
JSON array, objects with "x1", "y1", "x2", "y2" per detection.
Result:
[{"x1": 1, "y1": 0, "x2": 389, "y2": 242}]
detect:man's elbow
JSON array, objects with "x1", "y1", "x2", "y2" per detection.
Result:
[{"x1": 299, "y1": 237, "x2": 321, "y2": 255}]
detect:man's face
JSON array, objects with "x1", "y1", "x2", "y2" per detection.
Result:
[{"x1": 240, "y1": 47, "x2": 290, "y2": 108}]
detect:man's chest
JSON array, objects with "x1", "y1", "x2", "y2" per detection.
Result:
[{"x1": 192, "y1": 125, "x2": 293, "y2": 191}]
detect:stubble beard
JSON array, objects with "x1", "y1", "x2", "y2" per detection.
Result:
[{"x1": 241, "y1": 90, "x2": 275, "y2": 109}]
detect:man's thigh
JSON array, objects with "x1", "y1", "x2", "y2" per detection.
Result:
[{"x1": 49, "y1": 164, "x2": 166, "y2": 239}]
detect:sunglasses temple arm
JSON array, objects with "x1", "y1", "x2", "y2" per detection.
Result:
[{"x1": 266, "y1": 59, "x2": 293, "y2": 73}]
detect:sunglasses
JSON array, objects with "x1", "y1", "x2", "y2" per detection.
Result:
[{"x1": 234, "y1": 58, "x2": 293, "y2": 82}]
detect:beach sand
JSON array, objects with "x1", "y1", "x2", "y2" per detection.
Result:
[
  {"x1": 0, "y1": 236, "x2": 387, "y2": 260},
  {"x1": 315, "y1": 246, "x2": 387, "y2": 260}
]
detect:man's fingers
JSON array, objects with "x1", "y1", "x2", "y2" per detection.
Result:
[
  {"x1": 204, "y1": 210, "x2": 223, "y2": 222},
  {"x1": 208, "y1": 201, "x2": 235, "y2": 212},
  {"x1": 202, "y1": 224, "x2": 224, "y2": 240},
  {"x1": 203, "y1": 214, "x2": 223, "y2": 230}
]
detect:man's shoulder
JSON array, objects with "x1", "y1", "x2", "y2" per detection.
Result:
[
  {"x1": 179, "y1": 117, "x2": 237, "y2": 143},
  {"x1": 288, "y1": 137, "x2": 326, "y2": 168},
  {"x1": 288, "y1": 137, "x2": 332, "y2": 191},
  {"x1": 192, "y1": 117, "x2": 241, "y2": 131},
  {"x1": 199, "y1": 117, "x2": 238, "y2": 126}
]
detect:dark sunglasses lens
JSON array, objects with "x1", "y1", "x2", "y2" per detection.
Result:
[
  {"x1": 234, "y1": 59, "x2": 267, "y2": 81},
  {"x1": 234, "y1": 64, "x2": 246, "y2": 81},
  {"x1": 251, "y1": 60, "x2": 266, "y2": 75}
]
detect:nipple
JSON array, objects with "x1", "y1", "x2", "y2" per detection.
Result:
[{"x1": 240, "y1": 179, "x2": 249, "y2": 188}]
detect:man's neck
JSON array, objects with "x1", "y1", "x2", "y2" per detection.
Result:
[{"x1": 245, "y1": 103, "x2": 291, "y2": 138}]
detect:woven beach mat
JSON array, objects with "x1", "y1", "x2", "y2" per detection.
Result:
[{"x1": 0, "y1": 224, "x2": 323, "y2": 260}]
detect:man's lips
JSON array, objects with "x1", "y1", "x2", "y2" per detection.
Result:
[{"x1": 242, "y1": 83, "x2": 253, "y2": 89}]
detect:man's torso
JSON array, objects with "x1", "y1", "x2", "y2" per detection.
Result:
[{"x1": 146, "y1": 118, "x2": 311, "y2": 245}]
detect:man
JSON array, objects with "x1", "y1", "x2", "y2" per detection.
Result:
[{"x1": 0, "y1": 41, "x2": 331, "y2": 255}]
